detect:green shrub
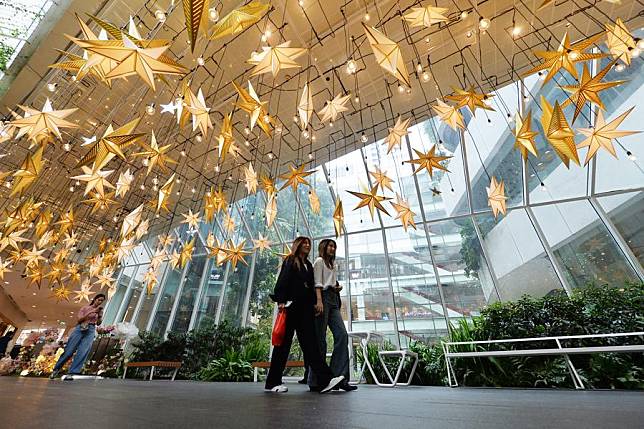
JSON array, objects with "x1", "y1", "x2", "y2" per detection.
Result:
[{"x1": 197, "y1": 350, "x2": 253, "y2": 382}]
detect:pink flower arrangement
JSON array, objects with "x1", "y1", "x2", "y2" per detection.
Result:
[{"x1": 97, "y1": 325, "x2": 116, "y2": 335}]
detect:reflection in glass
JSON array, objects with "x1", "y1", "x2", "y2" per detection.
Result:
[
  {"x1": 103, "y1": 265, "x2": 135, "y2": 325},
  {"x1": 597, "y1": 192, "x2": 644, "y2": 266}
]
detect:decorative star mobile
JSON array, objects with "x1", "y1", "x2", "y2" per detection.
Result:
[
  {"x1": 309, "y1": 190, "x2": 321, "y2": 214},
  {"x1": 52, "y1": 284, "x2": 72, "y2": 303},
  {"x1": 0, "y1": 258, "x2": 11, "y2": 280},
  {"x1": 385, "y1": 116, "x2": 411, "y2": 153},
  {"x1": 445, "y1": 87, "x2": 495, "y2": 114},
  {"x1": 153, "y1": 173, "x2": 175, "y2": 213},
  {"x1": 347, "y1": 186, "x2": 391, "y2": 221},
  {"x1": 253, "y1": 233, "x2": 272, "y2": 252},
  {"x1": 115, "y1": 169, "x2": 134, "y2": 198},
  {"x1": 222, "y1": 212, "x2": 236, "y2": 233},
  {"x1": 94, "y1": 269, "x2": 115, "y2": 289},
  {"x1": 279, "y1": 164, "x2": 314, "y2": 192},
  {"x1": 210, "y1": 1, "x2": 269, "y2": 40},
  {"x1": 10, "y1": 98, "x2": 77, "y2": 146},
  {"x1": 248, "y1": 41, "x2": 307, "y2": 78},
  {"x1": 370, "y1": 168, "x2": 395, "y2": 192},
  {"x1": 561, "y1": 60, "x2": 625, "y2": 123},
  {"x1": 243, "y1": 163, "x2": 258, "y2": 194},
  {"x1": 71, "y1": 166, "x2": 115, "y2": 196},
  {"x1": 135, "y1": 219, "x2": 150, "y2": 240},
  {"x1": 405, "y1": 145, "x2": 452, "y2": 177},
  {"x1": 265, "y1": 196, "x2": 277, "y2": 228},
  {"x1": 260, "y1": 175, "x2": 277, "y2": 199},
  {"x1": 318, "y1": 93, "x2": 351, "y2": 123},
  {"x1": 183, "y1": 0, "x2": 210, "y2": 53},
  {"x1": 333, "y1": 199, "x2": 344, "y2": 238},
  {"x1": 142, "y1": 268, "x2": 158, "y2": 294},
  {"x1": 181, "y1": 209, "x2": 202, "y2": 230},
  {"x1": 540, "y1": 96, "x2": 580, "y2": 167},
  {"x1": 116, "y1": 237, "x2": 136, "y2": 263},
  {"x1": 76, "y1": 118, "x2": 144, "y2": 170},
  {"x1": 186, "y1": 87, "x2": 213, "y2": 137},
  {"x1": 233, "y1": 81, "x2": 272, "y2": 137},
  {"x1": 298, "y1": 83, "x2": 314, "y2": 130},
  {"x1": 577, "y1": 107, "x2": 639, "y2": 165},
  {"x1": 403, "y1": 5, "x2": 449, "y2": 28},
  {"x1": 362, "y1": 23, "x2": 411, "y2": 88},
  {"x1": 55, "y1": 208, "x2": 74, "y2": 236},
  {"x1": 121, "y1": 204, "x2": 143, "y2": 238},
  {"x1": 487, "y1": 176, "x2": 508, "y2": 218},
  {"x1": 605, "y1": 18, "x2": 636, "y2": 65},
  {"x1": 432, "y1": 99, "x2": 465, "y2": 131},
  {"x1": 133, "y1": 131, "x2": 177, "y2": 175},
  {"x1": 221, "y1": 239, "x2": 251, "y2": 270},
  {"x1": 0, "y1": 229, "x2": 29, "y2": 252},
  {"x1": 74, "y1": 280, "x2": 95, "y2": 303},
  {"x1": 216, "y1": 113, "x2": 235, "y2": 163},
  {"x1": 169, "y1": 250, "x2": 181, "y2": 269},
  {"x1": 83, "y1": 191, "x2": 118, "y2": 213},
  {"x1": 205, "y1": 232, "x2": 225, "y2": 265},
  {"x1": 11, "y1": 146, "x2": 44, "y2": 197},
  {"x1": 390, "y1": 194, "x2": 417, "y2": 231},
  {"x1": 514, "y1": 111, "x2": 539, "y2": 160},
  {"x1": 179, "y1": 237, "x2": 195, "y2": 269}
]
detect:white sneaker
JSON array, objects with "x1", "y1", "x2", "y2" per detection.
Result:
[
  {"x1": 265, "y1": 385, "x2": 288, "y2": 393},
  {"x1": 320, "y1": 375, "x2": 345, "y2": 394}
]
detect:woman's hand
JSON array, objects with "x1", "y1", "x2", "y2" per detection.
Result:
[
  {"x1": 278, "y1": 303, "x2": 286, "y2": 310},
  {"x1": 314, "y1": 301, "x2": 324, "y2": 316},
  {"x1": 335, "y1": 283, "x2": 343, "y2": 292}
]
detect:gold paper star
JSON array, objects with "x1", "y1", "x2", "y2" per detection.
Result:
[
  {"x1": 0, "y1": 258, "x2": 11, "y2": 280},
  {"x1": 62, "y1": 230, "x2": 79, "y2": 249},
  {"x1": 514, "y1": 111, "x2": 539, "y2": 160},
  {"x1": 52, "y1": 285, "x2": 72, "y2": 303},
  {"x1": 153, "y1": 173, "x2": 175, "y2": 213},
  {"x1": 150, "y1": 248, "x2": 166, "y2": 270},
  {"x1": 205, "y1": 232, "x2": 225, "y2": 265},
  {"x1": 577, "y1": 107, "x2": 640, "y2": 165},
  {"x1": 116, "y1": 237, "x2": 136, "y2": 262},
  {"x1": 121, "y1": 204, "x2": 143, "y2": 238},
  {"x1": 45, "y1": 260, "x2": 66, "y2": 286},
  {"x1": 318, "y1": 93, "x2": 351, "y2": 123},
  {"x1": 522, "y1": 32, "x2": 605, "y2": 83},
  {"x1": 390, "y1": 194, "x2": 417, "y2": 231},
  {"x1": 133, "y1": 131, "x2": 177, "y2": 175},
  {"x1": 247, "y1": 41, "x2": 307, "y2": 78},
  {"x1": 74, "y1": 280, "x2": 95, "y2": 303},
  {"x1": 445, "y1": 87, "x2": 495, "y2": 114},
  {"x1": 94, "y1": 270, "x2": 116, "y2": 289},
  {"x1": 76, "y1": 118, "x2": 144, "y2": 170},
  {"x1": 233, "y1": 81, "x2": 272, "y2": 137},
  {"x1": 212, "y1": 186, "x2": 228, "y2": 213},
  {"x1": 309, "y1": 190, "x2": 321, "y2": 214},
  {"x1": 83, "y1": 191, "x2": 118, "y2": 213},
  {"x1": 179, "y1": 237, "x2": 195, "y2": 269},
  {"x1": 405, "y1": 146, "x2": 452, "y2": 177},
  {"x1": 561, "y1": 60, "x2": 625, "y2": 123},
  {"x1": 158, "y1": 233, "x2": 175, "y2": 249},
  {"x1": 115, "y1": 169, "x2": 134, "y2": 198},
  {"x1": 181, "y1": 209, "x2": 202, "y2": 230},
  {"x1": 210, "y1": 1, "x2": 269, "y2": 40},
  {"x1": 370, "y1": 168, "x2": 395, "y2": 192},
  {"x1": 265, "y1": 196, "x2": 277, "y2": 228},
  {"x1": 142, "y1": 268, "x2": 158, "y2": 294},
  {"x1": 11, "y1": 146, "x2": 44, "y2": 197},
  {"x1": 487, "y1": 176, "x2": 508, "y2": 218},
  {"x1": 186, "y1": 87, "x2": 213, "y2": 137},
  {"x1": 222, "y1": 212, "x2": 236, "y2": 233},
  {"x1": 10, "y1": 98, "x2": 77, "y2": 146},
  {"x1": 66, "y1": 13, "x2": 115, "y2": 86},
  {"x1": 403, "y1": 5, "x2": 448, "y2": 28},
  {"x1": 432, "y1": 99, "x2": 465, "y2": 131},
  {"x1": 385, "y1": 116, "x2": 411, "y2": 154},
  {"x1": 135, "y1": 219, "x2": 150, "y2": 241},
  {"x1": 347, "y1": 186, "x2": 391, "y2": 220},
  {"x1": 169, "y1": 250, "x2": 181, "y2": 269},
  {"x1": 22, "y1": 245, "x2": 46, "y2": 269},
  {"x1": 253, "y1": 233, "x2": 272, "y2": 252},
  {"x1": 260, "y1": 175, "x2": 277, "y2": 199},
  {"x1": 540, "y1": 96, "x2": 580, "y2": 167},
  {"x1": 279, "y1": 164, "x2": 314, "y2": 192},
  {"x1": 333, "y1": 199, "x2": 344, "y2": 238},
  {"x1": 34, "y1": 208, "x2": 53, "y2": 238},
  {"x1": 221, "y1": 239, "x2": 251, "y2": 269},
  {"x1": 298, "y1": 83, "x2": 314, "y2": 130},
  {"x1": 183, "y1": 0, "x2": 210, "y2": 53},
  {"x1": 362, "y1": 23, "x2": 411, "y2": 88},
  {"x1": 0, "y1": 229, "x2": 28, "y2": 252},
  {"x1": 243, "y1": 163, "x2": 258, "y2": 194},
  {"x1": 605, "y1": 18, "x2": 636, "y2": 65},
  {"x1": 216, "y1": 113, "x2": 235, "y2": 163},
  {"x1": 55, "y1": 208, "x2": 74, "y2": 236},
  {"x1": 71, "y1": 166, "x2": 115, "y2": 196}
]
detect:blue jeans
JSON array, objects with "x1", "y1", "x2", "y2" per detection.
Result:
[{"x1": 53, "y1": 324, "x2": 96, "y2": 374}]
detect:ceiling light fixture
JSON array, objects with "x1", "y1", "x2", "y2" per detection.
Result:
[
  {"x1": 47, "y1": 83, "x2": 57, "y2": 92},
  {"x1": 479, "y1": 17, "x2": 490, "y2": 30},
  {"x1": 197, "y1": 56, "x2": 205, "y2": 66},
  {"x1": 146, "y1": 104, "x2": 156, "y2": 115},
  {"x1": 155, "y1": 9, "x2": 166, "y2": 22},
  {"x1": 208, "y1": 7, "x2": 219, "y2": 22}
]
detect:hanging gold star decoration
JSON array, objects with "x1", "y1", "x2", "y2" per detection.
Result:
[
  {"x1": 52, "y1": 284, "x2": 72, "y2": 303},
  {"x1": 153, "y1": 173, "x2": 175, "y2": 213},
  {"x1": 403, "y1": 5, "x2": 448, "y2": 28},
  {"x1": 203, "y1": 189, "x2": 216, "y2": 223},
  {"x1": 243, "y1": 163, "x2": 259, "y2": 194},
  {"x1": 605, "y1": 18, "x2": 636, "y2": 65},
  {"x1": 216, "y1": 113, "x2": 236, "y2": 163},
  {"x1": 514, "y1": 111, "x2": 539, "y2": 160},
  {"x1": 10, "y1": 98, "x2": 77, "y2": 147},
  {"x1": 537, "y1": 0, "x2": 555, "y2": 11},
  {"x1": 362, "y1": 23, "x2": 411, "y2": 88},
  {"x1": 45, "y1": 260, "x2": 66, "y2": 286},
  {"x1": 0, "y1": 258, "x2": 11, "y2": 280},
  {"x1": 212, "y1": 186, "x2": 228, "y2": 213},
  {"x1": 34, "y1": 208, "x2": 53, "y2": 238},
  {"x1": 87, "y1": 255, "x2": 103, "y2": 279},
  {"x1": 74, "y1": 280, "x2": 95, "y2": 303},
  {"x1": 279, "y1": 164, "x2": 314, "y2": 192},
  {"x1": 62, "y1": 230, "x2": 79, "y2": 249},
  {"x1": 540, "y1": 96, "x2": 580, "y2": 167},
  {"x1": 347, "y1": 186, "x2": 391, "y2": 221},
  {"x1": 333, "y1": 199, "x2": 344, "y2": 238},
  {"x1": 135, "y1": 219, "x2": 149, "y2": 240},
  {"x1": 445, "y1": 87, "x2": 495, "y2": 114},
  {"x1": 561, "y1": 60, "x2": 625, "y2": 123},
  {"x1": 179, "y1": 237, "x2": 195, "y2": 269},
  {"x1": 522, "y1": 32, "x2": 605, "y2": 83},
  {"x1": 298, "y1": 83, "x2": 314, "y2": 130},
  {"x1": 205, "y1": 232, "x2": 226, "y2": 265},
  {"x1": 222, "y1": 211, "x2": 236, "y2": 233},
  {"x1": 142, "y1": 268, "x2": 158, "y2": 294},
  {"x1": 169, "y1": 250, "x2": 181, "y2": 269},
  {"x1": 181, "y1": 209, "x2": 202, "y2": 230},
  {"x1": 0, "y1": 229, "x2": 29, "y2": 252},
  {"x1": 25, "y1": 263, "x2": 46, "y2": 288},
  {"x1": 405, "y1": 145, "x2": 452, "y2": 177},
  {"x1": 183, "y1": 0, "x2": 210, "y2": 53},
  {"x1": 260, "y1": 175, "x2": 277, "y2": 199},
  {"x1": 8, "y1": 247, "x2": 26, "y2": 266},
  {"x1": 94, "y1": 270, "x2": 116, "y2": 289},
  {"x1": 221, "y1": 239, "x2": 251, "y2": 269},
  {"x1": 49, "y1": 50, "x2": 104, "y2": 85},
  {"x1": 253, "y1": 233, "x2": 272, "y2": 252},
  {"x1": 265, "y1": 196, "x2": 277, "y2": 228},
  {"x1": 432, "y1": 99, "x2": 465, "y2": 131},
  {"x1": 116, "y1": 237, "x2": 136, "y2": 263},
  {"x1": 233, "y1": 81, "x2": 272, "y2": 137},
  {"x1": 55, "y1": 208, "x2": 75, "y2": 236},
  {"x1": 487, "y1": 176, "x2": 508, "y2": 218},
  {"x1": 318, "y1": 93, "x2": 351, "y2": 123},
  {"x1": 11, "y1": 146, "x2": 44, "y2": 197},
  {"x1": 577, "y1": 107, "x2": 640, "y2": 165},
  {"x1": 150, "y1": 248, "x2": 166, "y2": 271},
  {"x1": 370, "y1": 168, "x2": 395, "y2": 192},
  {"x1": 76, "y1": 118, "x2": 144, "y2": 170},
  {"x1": 133, "y1": 131, "x2": 178, "y2": 175},
  {"x1": 121, "y1": 204, "x2": 144, "y2": 238},
  {"x1": 115, "y1": 168, "x2": 134, "y2": 198},
  {"x1": 21, "y1": 245, "x2": 46, "y2": 269},
  {"x1": 83, "y1": 191, "x2": 118, "y2": 213},
  {"x1": 72, "y1": 34, "x2": 187, "y2": 90},
  {"x1": 186, "y1": 87, "x2": 213, "y2": 137},
  {"x1": 71, "y1": 166, "x2": 115, "y2": 196},
  {"x1": 248, "y1": 41, "x2": 307, "y2": 78},
  {"x1": 390, "y1": 194, "x2": 417, "y2": 231},
  {"x1": 210, "y1": 1, "x2": 269, "y2": 40},
  {"x1": 385, "y1": 116, "x2": 411, "y2": 154},
  {"x1": 158, "y1": 233, "x2": 176, "y2": 250},
  {"x1": 309, "y1": 190, "x2": 321, "y2": 214}
]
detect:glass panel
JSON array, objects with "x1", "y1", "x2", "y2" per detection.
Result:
[
  {"x1": 134, "y1": 264, "x2": 168, "y2": 331},
  {"x1": 194, "y1": 259, "x2": 225, "y2": 328},
  {"x1": 300, "y1": 168, "x2": 336, "y2": 238},
  {"x1": 103, "y1": 265, "x2": 135, "y2": 325},
  {"x1": 475, "y1": 210, "x2": 564, "y2": 300},
  {"x1": 246, "y1": 249, "x2": 281, "y2": 336},
  {"x1": 170, "y1": 253, "x2": 207, "y2": 333},
  {"x1": 121, "y1": 265, "x2": 146, "y2": 323},
  {"x1": 531, "y1": 200, "x2": 639, "y2": 288},
  {"x1": 149, "y1": 264, "x2": 184, "y2": 336},
  {"x1": 596, "y1": 192, "x2": 644, "y2": 266}
]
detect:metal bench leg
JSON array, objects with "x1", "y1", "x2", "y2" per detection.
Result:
[
  {"x1": 172, "y1": 368, "x2": 179, "y2": 381},
  {"x1": 122, "y1": 367, "x2": 127, "y2": 380},
  {"x1": 254, "y1": 367, "x2": 258, "y2": 383},
  {"x1": 442, "y1": 343, "x2": 457, "y2": 387},
  {"x1": 150, "y1": 366, "x2": 155, "y2": 381},
  {"x1": 376, "y1": 353, "x2": 396, "y2": 387},
  {"x1": 396, "y1": 355, "x2": 419, "y2": 387},
  {"x1": 563, "y1": 354, "x2": 585, "y2": 389}
]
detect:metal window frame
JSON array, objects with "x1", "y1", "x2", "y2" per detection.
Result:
[
  {"x1": 163, "y1": 260, "x2": 191, "y2": 338},
  {"x1": 114, "y1": 265, "x2": 141, "y2": 323}
]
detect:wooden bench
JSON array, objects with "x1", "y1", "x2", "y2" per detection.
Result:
[
  {"x1": 251, "y1": 360, "x2": 304, "y2": 382},
  {"x1": 122, "y1": 361, "x2": 182, "y2": 381}
]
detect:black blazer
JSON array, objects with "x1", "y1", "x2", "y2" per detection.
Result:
[{"x1": 270, "y1": 256, "x2": 315, "y2": 306}]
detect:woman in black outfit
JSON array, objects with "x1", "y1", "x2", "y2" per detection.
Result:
[{"x1": 265, "y1": 236, "x2": 345, "y2": 393}]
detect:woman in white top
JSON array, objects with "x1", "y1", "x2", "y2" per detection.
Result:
[{"x1": 308, "y1": 239, "x2": 356, "y2": 391}]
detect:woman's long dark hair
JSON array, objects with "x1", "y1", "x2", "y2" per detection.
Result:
[
  {"x1": 287, "y1": 236, "x2": 311, "y2": 270},
  {"x1": 90, "y1": 293, "x2": 106, "y2": 306},
  {"x1": 318, "y1": 239, "x2": 336, "y2": 269}
]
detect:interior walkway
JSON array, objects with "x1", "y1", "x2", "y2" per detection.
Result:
[{"x1": 1, "y1": 377, "x2": 642, "y2": 429}]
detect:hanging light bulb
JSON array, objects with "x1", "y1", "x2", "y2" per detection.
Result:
[
  {"x1": 140, "y1": 184, "x2": 145, "y2": 190},
  {"x1": 75, "y1": 180, "x2": 80, "y2": 186},
  {"x1": 244, "y1": 127, "x2": 251, "y2": 135},
  {"x1": 142, "y1": 158, "x2": 149, "y2": 167},
  {"x1": 398, "y1": 84, "x2": 405, "y2": 93},
  {"x1": 632, "y1": 48, "x2": 641, "y2": 58},
  {"x1": 197, "y1": 56, "x2": 205, "y2": 66},
  {"x1": 416, "y1": 63, "x2": 423, "y2": 73},
  {"x1": 214, "y1": 165, "x2": 220, "y2": 172},
  {"x1": 636, "y1": 38, "x2": 644, "y2": 49},
  {"x1": 364, "y1": 12, "x2": 370, "y2": 21},
  {"x1": 298, "y1": 0, "x2": 304, "y2": 7},
  {"x1": 511, "y1": 26, "x2": 521, "y2": 37},
  {"x1": 422, "y1": 71, "x2": 430, "y2": 82},
  {"x1": 627, "y1": 151, "x2": 637, "y2": 161},
  {"x1": 191, "y1": 187, "x2": 196, "y2": 194},
  {"x1": 275, "y1": 125, "x2": 283, "y2": 134},
  {"x1": 267, "y1": 152, "x2": 274, "y2": 159},
  {"x1": 155, "y1": 10, "x2": 166, "y2": 22},
  {"x1": 466, "y1": 30, "x2": 473, "y2": 38},
  {"x1": 479, "y1": 17, "x2": 490, "y2": 30},
  {"x1": 308, "y1": 153, "x2": 313, "y2": 160},
  {"x1": 69, "y1": 186, "x2": 74, "y2": 192},
  {"x1": 152, "y1": 176, "x2": 159, "y2": 185},
  {"x1": 196, "y1": 135, "x2": 203, "y2": 143},
  {"x1": 63, "y1": 143, "x2": 71, "y2": 151},
  {"x1": 615, "y1": 63, "x2": 626, "y2": 72},
  {"x1": 406, "y1": 87, "x2": 412, "y2": 94},
  {"x1": 208, "y1": 7, "x2": 219, "y2": 22},
  {"x1": 47, "y1": 83, "x2": 57, "y2": 92},
  {"x1": 329, "y1": 121, "x2": 334, "y2": 127},
  {"x1": 360, "y1": 133, "x2": 368, "y2": 143},
  {"x1": 244, "y1": 140, "x2": 250, "y2": 147},
  {"x1": 146, "y1": 104, "x2": 156, "y2": 115},
  {"x1": 302, "y1": 129, "x2": 310, "y2": 139},
  {"x1": 346, "y1": 59, "x2": 357, "y2": 74},
  {"x1": 113, "y1": 216, "x2": 118, "y2": 222},
  {"x1": 460, "y1": 11, "x2": 468, "y2": 20},
  {"x1": 540, "y1": 182, "x2": 547, "y2": 191},
  {"x1": 354, "y1": 96, "x2": 360, "y2": 104},
  {"x1": 4, "y1": 181, "x2": 11, "y2": 189}
]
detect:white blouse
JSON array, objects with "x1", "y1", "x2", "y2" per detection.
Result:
[{"x1": 312, "y1": 257, "x2": 337, "y2": 290}]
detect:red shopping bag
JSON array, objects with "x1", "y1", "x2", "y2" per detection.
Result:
[{"x1": 272, "y1": 308, "x2": 287, "y2": 346}]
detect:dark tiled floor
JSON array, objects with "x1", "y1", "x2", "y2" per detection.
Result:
[{"x1": 1, "y1": 377, "x2": 642, "y2": 429}]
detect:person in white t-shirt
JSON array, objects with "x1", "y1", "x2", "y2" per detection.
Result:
[{"x1": 307, "y1": 239, "x2": 356, "y2": 392}]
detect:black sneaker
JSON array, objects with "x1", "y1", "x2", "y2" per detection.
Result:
[
  {"x1": 339, "y1": 381, "x2": 357, "y2": 391},
  {"x1": 297, "y1": 378, "x2": 307, "y2": 384},
  {"x1": 309, "y1": 386, "x2": 322, "y2": 392}
]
